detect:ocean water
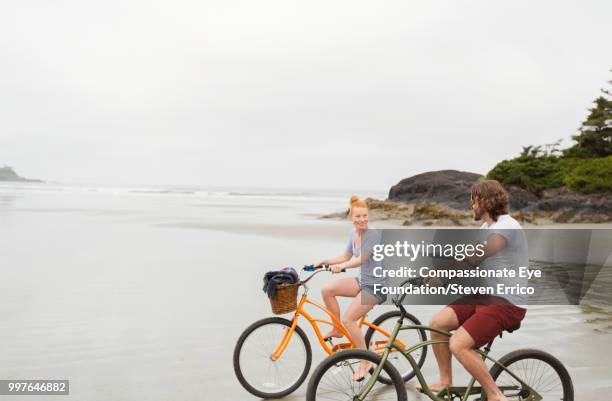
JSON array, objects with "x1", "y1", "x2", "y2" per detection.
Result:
[{"x1": 0, "y1": 182, "x2": 610, "y2": 400}]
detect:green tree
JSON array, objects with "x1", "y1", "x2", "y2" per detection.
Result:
[
  {"x1": 487, "y1": 72, "x2": 612, "y2": 195},
  {"x1": 564, "y1": 75, "x2": 612, "y2": 158},
  {"x1": 563, "y1": 156, "x2": 612, "y2": 193}
]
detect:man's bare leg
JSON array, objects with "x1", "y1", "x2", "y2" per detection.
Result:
[
  {"x1": 418, "y1": 307, "x2": 459, "y2": 392},
  {"x1": 449, "y1": 327, "x2": 508, "y2": 401}
]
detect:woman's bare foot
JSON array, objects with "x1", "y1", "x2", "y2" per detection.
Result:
[
  {"x1": 352, "y1": 360, "x2": 373, "y2": 382},
  {"x1": 415, "y1": 382, "x2": 451, "y2": 393},
  {"x1": 322, "y1": 329, "x2": 344, "y2": 341}
]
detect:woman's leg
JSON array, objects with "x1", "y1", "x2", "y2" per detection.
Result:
[
  {"x1": 321, "y1": 277, "x2": 361, "y2": 338},
  {"x1": 343, "y1": 291, "x2": 376, "y2": 380}
]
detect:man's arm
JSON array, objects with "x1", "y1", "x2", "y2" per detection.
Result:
[
  {"x1": 432, "y1": 233, "x2": 508, "y2": 270},
  {"x1": 465, "y1": 233, "x2": 507, "y2": 267}
]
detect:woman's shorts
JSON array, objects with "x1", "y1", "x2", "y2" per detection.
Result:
[{"x1": 355, "y1": 277, "x2": 387, "y2": 304}]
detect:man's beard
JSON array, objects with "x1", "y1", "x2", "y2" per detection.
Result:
[{"x1": 473, "y1": 207, "x2": 484, "y2": 221}]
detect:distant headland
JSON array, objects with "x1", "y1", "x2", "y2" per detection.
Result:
[{"x1": 0, "y1": 166, "x2": 42, "y2": 182}]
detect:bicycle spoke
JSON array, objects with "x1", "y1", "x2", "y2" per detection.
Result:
[
  {"x1": 493, "y1": 353, "x2": 568, "y2": 400},
  {"x1": 237, "y1": 321, "x2": 308, "y2": 396},
  {"x1": 315, "y1": 357, "x2": 403, "y2": 401}
]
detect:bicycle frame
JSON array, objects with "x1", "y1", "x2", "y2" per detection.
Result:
[
  {"x1": 358, "y1": 317, "x2": 541, "y2": 401},
  {"x1": 271, "y1": 284, "x2": 407, "y2": 361}
]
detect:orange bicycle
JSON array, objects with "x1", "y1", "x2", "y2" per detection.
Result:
[{"x1": 233, "y1": 265, "x2": 427, "y2": 398}]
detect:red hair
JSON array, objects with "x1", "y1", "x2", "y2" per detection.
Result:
[{"x1": 348, "y1": 195, "x2": 368, "y2": 217}]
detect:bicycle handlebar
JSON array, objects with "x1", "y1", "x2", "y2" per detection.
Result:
[
  {"x1": 300, "y1": 264, "x2": 346, "y2": 284},
  {"x1": 302, "y1": 264, "x2": 346, "y2": 273},
  {"x1": 303, "y1": 264, "x2": 325, "y2": 272}
]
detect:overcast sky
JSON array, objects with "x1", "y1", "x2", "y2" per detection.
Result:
[{"x1": 1, "y1": 1, "x2": 610, "y2": 191}]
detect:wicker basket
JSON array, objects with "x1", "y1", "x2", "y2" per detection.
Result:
[{"x1": 269, "y1": 283, "x2": 300, "y2": 314}]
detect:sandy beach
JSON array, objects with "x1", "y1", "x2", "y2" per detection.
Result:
[{"x1": 1, "y1": 183, "x2": 611, "y2": 400}]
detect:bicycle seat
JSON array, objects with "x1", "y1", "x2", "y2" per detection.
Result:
[
  {"x1": 507, "y1": 322, "x2": 521, "y2": 333},
  {"x1": 499, "y1": 322, "x2": 521, "y2": 338}
]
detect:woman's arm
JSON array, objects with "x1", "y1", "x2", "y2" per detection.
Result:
[
  {"x1": 330, "y1": 255, "x2": 362, "y2": 273},
  {"x1": 314, "y1": 252, "x2": 352, "y2": 267}
]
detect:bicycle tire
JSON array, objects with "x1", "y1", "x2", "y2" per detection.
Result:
[
  {"x1": 233, "y1": 317, "x2": 312, "y2": 398},
  {"x1": 482, "y1": 348, "x2": 574, "y2": 401},
  {"x1": 364, "y1": 310, "x2": 427, "y2": 383},
  {"x1": 306, "y1": 349, "x2": 407, "y2": 401}
]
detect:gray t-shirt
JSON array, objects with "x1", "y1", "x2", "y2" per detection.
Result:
[{"x1": 346, "y1": 228, "x2": 385, "y2": 287}]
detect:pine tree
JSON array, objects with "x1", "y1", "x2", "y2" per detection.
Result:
[{"x1": 564, "y1": 73, "x2": 612, "y2": 158}]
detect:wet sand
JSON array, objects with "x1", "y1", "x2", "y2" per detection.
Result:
[{"x1": 0, "y1": 184, "x2": 610, "y2": 400}]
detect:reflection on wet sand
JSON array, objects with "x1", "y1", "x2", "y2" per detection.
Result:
[
  {"x1": 581, "y1": 304, "x2": 612, "y2": 334},
  {"x1": 0, "y1": 194, "x2": 17, "y2": 207}
]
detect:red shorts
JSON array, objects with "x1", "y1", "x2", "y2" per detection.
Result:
[{"x1": 449, "y1": 297, "x2": 526, "y2": 348}]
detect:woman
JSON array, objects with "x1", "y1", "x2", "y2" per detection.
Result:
[{"x1": 313, "y1": 195, "x2": 385, "y2": 381}]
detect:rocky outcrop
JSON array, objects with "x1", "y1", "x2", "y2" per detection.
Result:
[
  {"x1": 506, "y1": 186, "x2": 540, "y2": 210},
  {"x1": 385, "y1": 170, "x2": 611, "y2": 223},
  {"x1": 324, "y1": 170, "x2": 611, "y2": 225},
  {"x1": 526, "y1": 187, "x2": 612, "y2": 223},
  {"x1": 388, "y1": 170, "x2": 481, "y2": 210},
  {"x1": 321, "y1": 198, "x2": 478, "y2": 227}
]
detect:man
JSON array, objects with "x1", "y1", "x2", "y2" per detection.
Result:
[{"x1": 423, "y1": 180, "x2": 528, "y2": 401}]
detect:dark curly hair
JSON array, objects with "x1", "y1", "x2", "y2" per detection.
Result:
[{"x1": 470, "y1": 180, "x2": 509, "y2": 221}]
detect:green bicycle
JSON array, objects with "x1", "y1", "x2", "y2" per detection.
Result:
[{"x1": 306, "y1": 281, "x2": 574, "y2": 401}]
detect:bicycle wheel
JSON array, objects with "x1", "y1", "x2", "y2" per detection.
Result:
[
  {"x1": 364, "y1": 310, "x2": 427, "y2": 384},
  {"x1": 233, "y1": 317, "x2": 312, "y2": 398},
  {"x1": 482, "y1": 348, "x2": 574, "y2": 401},
  {"x1": 307, "y1": 349, "x2": 407, "y2": 401}
]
